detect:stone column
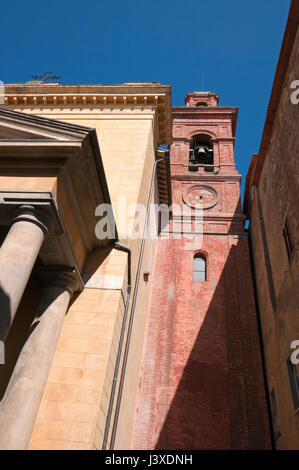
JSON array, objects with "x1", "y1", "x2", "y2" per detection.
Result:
[
  {"x1": 0, "y1": 205, "x2": 50, "y2": 341},
  {"x1": 0, "y1": 274, "x2": 74, "y2": 450}
]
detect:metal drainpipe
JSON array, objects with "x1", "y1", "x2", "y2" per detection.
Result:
[
  {"x1": 102, "y1": 242, "x2": 131, "y2": 450},
  {"x1": 107, "y1": 152, "x2": 169, "y2": 450}
]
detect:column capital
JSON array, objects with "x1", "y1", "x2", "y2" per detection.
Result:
[
  {"x1": 0, "y1": 191, "x2": 63, "y2": 235},
  {"x1": 11, "y1": 204, "x2": 54, "y2": 235},
  {"x1": 38, "y1": 266, "x2": 82, "y2": 297},
  {"x1": 0, "y1": 190, "x2": 84, "y2": 292}
]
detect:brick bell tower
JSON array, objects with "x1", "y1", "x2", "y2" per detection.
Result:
[{"x1": 133, "y1": 92, "x2": 271, "y2": 450}]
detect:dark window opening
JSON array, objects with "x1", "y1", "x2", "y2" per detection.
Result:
[
  {"x1": 283, "y1": 216, "x2": 294, "y2": 262},
  {"x1": 189, "y1": 135, "x2": 214, "y2": 172},
  {"x1": 287, "y1": 358, "x2": 299, "y2": 411},
  {"x1": 193, "y1": 254, "x2": 206, "y2": 282},
  {"x1": 196, "y1": 102, "x2": 208, "y2": 107}
]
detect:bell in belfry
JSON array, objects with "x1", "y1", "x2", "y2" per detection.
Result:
[
  {"x1": 197, "y1": 145, "x2": 206, "y2": 155},
  {"x1": 194, "y1": 143, "x2": 209, "y2": 163}
]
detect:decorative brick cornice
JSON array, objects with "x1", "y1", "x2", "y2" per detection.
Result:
[
  {"x1": 172, "y1": 106, "x2": 238, "y2": 137},
  {"x1": 171, "y1": 174, "x2": 242, "y2": 182}
]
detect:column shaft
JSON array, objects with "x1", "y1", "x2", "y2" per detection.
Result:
[
  {"x1": 0, "y1": 219, "x2": 45, "y2": 341},
  {"x1": 0, "y1": 284, "x2": 71, "y2": 450}
]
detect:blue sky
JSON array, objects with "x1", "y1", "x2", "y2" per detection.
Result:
[{"x1": 1, "y1": 0, "x2": 291, "y2": 198}]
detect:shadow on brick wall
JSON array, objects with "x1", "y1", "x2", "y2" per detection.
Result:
[{"x1": 153, "y1": 241, "x2": 270, "y2": 450}]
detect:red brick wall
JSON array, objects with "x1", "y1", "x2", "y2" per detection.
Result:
[
  {"x1": 132, "y1": 96, "x2": 271, "y2": 449},
  {"x1": 133, "y1": 234, "x2": 270, "y2": 449}
]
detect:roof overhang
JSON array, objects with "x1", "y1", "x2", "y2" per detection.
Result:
[{"x1": 3, "y1": 83, "x2": 172, "y2": 145}]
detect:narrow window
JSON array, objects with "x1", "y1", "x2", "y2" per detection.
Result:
[
  {"x1": 270, "y1": 389, "x2": 280, "y2": 439},
  {"x1": 287, "y1": 358, "x2": 299, "y2": 411},
  {"x1": 193, "y1": 254, "x2": 206, "y2": 281},
  {"x1": 283, "y1": 216, "x2": 294, "y2": 262}
]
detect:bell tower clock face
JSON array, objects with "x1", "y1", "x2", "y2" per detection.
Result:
[{"x1": 183, "y1": 184, "x2": 219, "y2": 210}]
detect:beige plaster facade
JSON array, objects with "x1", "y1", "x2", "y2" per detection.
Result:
[{"x1": 0, "y1": 83, "x2": 172, "y2": 449}]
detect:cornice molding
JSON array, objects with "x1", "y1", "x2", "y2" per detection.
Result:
[
  {"x1": 172, "y1": 105, "x2": 238, "y2": 111},
  {"x1": 172, "y1": 106, "x2": 238, "y2": 136},
  {"x1": 0, "y1": 106, "x2": 95, "y2": 140},
  {"x1": 3, "y1": 83, "x2": 172, "y2": 145},
  {"x1": 172, "y1": 136, "x2": 235, "y2": 143},
  {"x1": 171, "y1": 174, "x2": 242, "y2": 182}
]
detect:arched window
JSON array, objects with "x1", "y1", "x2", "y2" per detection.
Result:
[
  {"x1": 193, "y1": 254, "x2": 206, "y2": 281},
  {"x1": 196, "y1": 101, "x2": 208, "y2": 107},
  {"x1": 189, "y1": 134, "x2": 214, "y2": 172}
]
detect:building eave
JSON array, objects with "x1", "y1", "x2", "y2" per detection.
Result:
[{"x1": 3, "y1": 83, "x2": 173, "y2": 145}]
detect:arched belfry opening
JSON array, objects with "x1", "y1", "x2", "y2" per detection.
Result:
[{"x1": 189, "y1": 134, "x2": 214, "y2": 172}]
